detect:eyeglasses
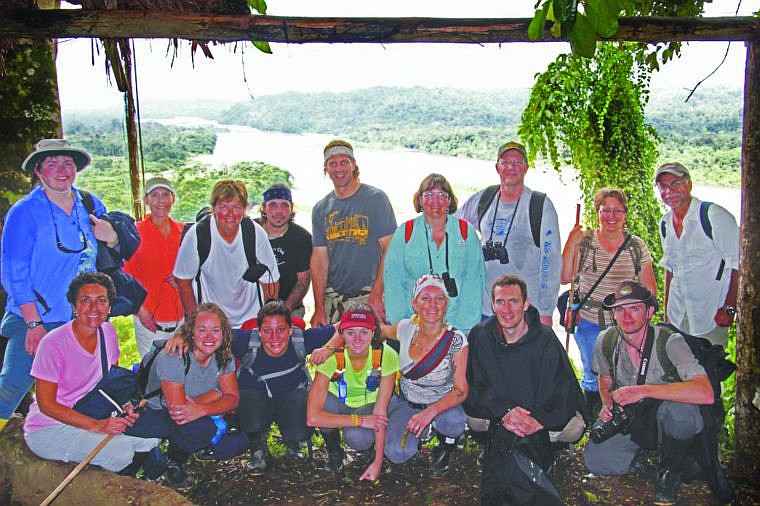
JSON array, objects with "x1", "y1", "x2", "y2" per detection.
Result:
[
  {"x1": 48, "y1": 199, "x2": 87, "y2": 254},
  {"x1": 599, "y1": 209, "x2": 625, "y2": 217},
  {"x1": 422, "y1": 191, "x2": 450, "y2": 201},
  {"x1": 657, "y1": 179, "x2": 687, "y2": 192},
  {"x1": 497, "y1": 160, "x2": 527, "y2": 169}
]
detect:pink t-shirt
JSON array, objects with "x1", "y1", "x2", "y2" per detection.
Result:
[{"x1": 24, "y1": 321, "x2": 120, "y2": 434}]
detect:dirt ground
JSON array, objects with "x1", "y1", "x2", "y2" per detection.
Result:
[{"x1": 178, "y1": 436, "x2": 760, "y2": 505}]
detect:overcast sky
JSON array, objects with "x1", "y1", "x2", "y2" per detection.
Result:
[{"x1": 56, "y1": 0, "x2": 759, "y2": 110}]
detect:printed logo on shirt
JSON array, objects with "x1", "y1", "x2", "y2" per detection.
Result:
[{"x1": 325, "y1": 211, "x2": 369, "y2": 245}]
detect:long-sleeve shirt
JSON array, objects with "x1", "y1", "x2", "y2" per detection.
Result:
[
  {"x1": 383, "y1": 214, "x2": 485, "y2": 333},
  {"x1": 457, "y1": 186, "x2": 562, "y2": 318},
  {"x1": 2, "y1": 186, "x2": 106, "y2": 322}
]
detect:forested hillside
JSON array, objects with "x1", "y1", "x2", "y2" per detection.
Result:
[{"x1": 218, "y1": 86, "x2": 742, "y2": 185}]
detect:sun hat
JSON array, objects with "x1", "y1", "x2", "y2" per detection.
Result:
[
  {"x1": 496, "y1": 141, "x2": 527, "y2": 161},
  {"x1": 22, "y1": 139, "x2": 91, "y2": 173},
  {"x1": 412, "y1": 274, "x2": 448, "y2": 299},
  {"x1": 602, "y1": 280, "x2": 656, "y2": 309},
  {"x1": 339, "y1": 309, "x2": 375, "y2": 331},
  {"x1": 144, "y1": 177, "x2": 175, "y2": 196}
]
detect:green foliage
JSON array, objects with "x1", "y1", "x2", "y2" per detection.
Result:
[
  {"x1": 113, "y1": 316, "x2": 141, "y2": 368},
  {"x1": 519, "y1": 43, "x2": 662, "y2": 264},
  {"x1": 721, "y1": 325, "x2": 737, "y2": 455},
  {"x1": 529, "y1": 0, "x2": 710, "y2": 68}
]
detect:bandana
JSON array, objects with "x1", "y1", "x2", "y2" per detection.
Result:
[
  {"x1": 263, "y1": 187, "x2": 292, "y2": 202},
  {"x1": 323, "y1": 145, "x2": 355, "y2": 163}
]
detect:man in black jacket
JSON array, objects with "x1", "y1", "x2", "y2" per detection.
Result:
[{"x1": 465, "y1": 274, "x2": 583, "y2": 505}]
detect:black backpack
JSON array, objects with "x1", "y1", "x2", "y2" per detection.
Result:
[
  {"x1": 135, "y1": 339, "x2": 191, "y2": 403},
  {"x1": 476, "y1": 186, "x2": 546, "y2": 248}
]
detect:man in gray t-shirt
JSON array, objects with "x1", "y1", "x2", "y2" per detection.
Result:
[
  {"x1": 456, "y1": 141, "x2": 561, "y2": 325},
  {"x1": 311, "y1": 140, "x2": 396, "y2": 326}
]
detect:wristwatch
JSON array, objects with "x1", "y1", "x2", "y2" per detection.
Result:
[
  {"x1": 26, "y1": 320, "x2": 43, "y2": 329},
  {"x1": 723, "y1": 306, "x2": 737, "y2": 317}
]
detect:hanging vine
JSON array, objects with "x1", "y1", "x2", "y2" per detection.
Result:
[{"x1": 519, "y1": 42, "x2": 662, "y2": 262}]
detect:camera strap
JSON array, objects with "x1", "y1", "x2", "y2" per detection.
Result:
[
  {"x1": 613, "y1": 325, "x2": 655, "y2": 387},
  {"x1": 423, "y1": 224, "x2": 450, "y2": 275},
  {"x1": 486, "y1": 191, "x2": 521, "y2": 245},
  {"x1": 575, "y1": 233, "x2": 633, "y2": 313}
]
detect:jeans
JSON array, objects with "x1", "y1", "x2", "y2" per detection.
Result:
[
  {"x1": 0, "y1": 312, "x2": 65, "y2": 420},
  {"x1": 573, "y1": 318, "x2": 610, "y2": 392},
  {"x1": 320, "y1": 392, "x2": 376, "y2": 450}
]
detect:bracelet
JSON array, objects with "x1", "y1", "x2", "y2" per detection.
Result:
[
  {"x1": 351, "y1": 413, "x2": 360, "y2": 427},
  {"x1": 323, "y1": 344, "x2": 335, "y2": 354}
]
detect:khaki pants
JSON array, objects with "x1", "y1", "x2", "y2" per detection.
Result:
[{"x1": 324, "y1": 286, "x2": 371, "y2": 323}]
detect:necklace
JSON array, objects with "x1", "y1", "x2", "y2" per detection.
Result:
[{"x1": 620, "y1": 333, "x2": 645, "y2": 357}]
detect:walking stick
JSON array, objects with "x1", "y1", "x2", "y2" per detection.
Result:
[
  {"x1": 565, "y1": 204, "x2": 582, "y2": 351},
  {"x1": 41, "y1": 399, "x2": 147, "y2": 505},
  {"x1": 41, "y1": 433, "x2": 116, "y2": 505}
]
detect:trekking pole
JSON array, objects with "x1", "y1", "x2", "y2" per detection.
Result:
[
  {"x1": 41, "y1": 399, "x2": 147, "y2": 506},
  {"x1": 565, "y1": 204, "x2": 582, "y2": 351}
]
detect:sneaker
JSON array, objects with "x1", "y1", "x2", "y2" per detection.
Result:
[
  {"x1": 161, "y1": 460, "x2": 193, "y2": 489},
  {"x1": 429, "y1": 440, "x2": 454, "y2": 477},
  {"x1": 284, "y1": 440, "x2": 307, "y2": 460},
  {"x1": 247, "y1": 448, "x2": 267, "y2": 474}
]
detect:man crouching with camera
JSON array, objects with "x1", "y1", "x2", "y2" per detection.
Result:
[{"x1": 584, "y1": 280, "x2": 714, "y2": 505}]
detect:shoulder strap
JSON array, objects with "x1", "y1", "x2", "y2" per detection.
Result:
[
  {"x1": 194, "y1": 216, "x2": 212, "y2": 302},
  {"x1": 601, "y1": 326, "x2": 618, "y2": 372},
  {"x1": 404, "y1": 219, "x2": 414, "y2": 243},
  {"x1": 577, "y1": 231, "x2": 593, "y2": 275},
  {"x1": 457, "y1": 218, "x2": 468, "y2": 241},
  {"x1": 476, "y1": 185, "x2": 500, "y2": 228},
  {"x1": 659, "y1": 217, "x2": 667, "y2": 240},
  {"x1": 79, "y1": 189, "x2": 96, "y2": 216},
  {"x1": 655, "y1": 324, "x2": 680, "y2": 382},
  {"x1": 330, "y1": 350, "x2": 347, "y2": 381},
  {"x1": 97, "y1": 326, "x2": 109, "y2": 377},
  {"x1": 578, "y1": 234, "x2": 633, "y2": 310},
  {"x1": 629, "y1": 237, "x2": 643, "y2": 277},
  {"x1": 699, "y1": 201, "x2": 714, "y2": 240},
  {"x1": 372, "y1": 346, "x2": 383, "y2": 370},
  {"x1": 241, "y1": 217, "x2": 258, "y2": 269},
  {"x1": 292, "y1": 328, "x2": 306, "y2": 363},
  {"x1": 528, "y1": 191, "x2": 546, "y2": 248}
]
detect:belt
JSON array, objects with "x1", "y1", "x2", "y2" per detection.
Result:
[
  {"x1": 155, "y1": 323, "x2": 178, "y2": 333},
  {"x1": 407, "y1": 401, "x2": 428, "y2": 410}
]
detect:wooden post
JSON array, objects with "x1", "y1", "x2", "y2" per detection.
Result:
[
  {"x1": 120, "y1": 39, "x2": 143, "y2": 220},
  {"x1": 734, "y1": 39, "x2": 760, "y2": 476}
]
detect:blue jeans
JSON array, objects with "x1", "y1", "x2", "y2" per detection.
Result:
[
  {"x1": 573, "y1": 318, "x2": 610, "y2": 392},
  {"x1": 0, "y1": 312, "x2": 66, "y2": 419}
]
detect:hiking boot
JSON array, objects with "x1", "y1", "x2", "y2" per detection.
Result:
[
  {"x1": 194, "y1": 447, "x2": 219, "y2": 460},
  {"x1": 653, "y1": 468, "x2": 681, "y2": 505},
  {"x1": 476, "y1": 449, "x2": 486, "y2": 468},
  {"x1": 284, "y1": 440, "x2": 307, "y2": 460},
  {"x1": 323, "y1": 430, "x2": 345, "y2": 473},
  {"x1": 161, "y1": 460, "x2": 193, "y2": 489},
  {"x1": 247, "y1": 448, "x2": 267, "y2": 474},
  {"x1": 429, "y1": 435, "x2": 456, "y2": 476}
]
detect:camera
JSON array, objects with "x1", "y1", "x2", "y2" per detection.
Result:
[
  {"x1": 589, "y1": 403, "x2": 631, "y2": 444},
  {"x1": 442, "y1": 272, "x2": 458, "y2": 298},
  {"x1": 483, "y1": 240, "x2": 509, "y2": 264},
  {"x1": 366, "y1": 368, "x2": 381, "y2": 391}
]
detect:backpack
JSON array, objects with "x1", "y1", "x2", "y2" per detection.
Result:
[
  {"x1": 135, "y1": 339, "x2": 191, "y2": 403},
  {"x1": 404, "y1": 218, "x2": 468, "y2": 243},
  {"x1": 183, "y1": 214, "x2": 261, "y2": 303},
  {"x1": 476, "y1": 186, "x2": 546, "y2": 248},
  {"x1": 659, "y1": 201, "x2": 726, "y2": 281},
  {"x1": 238, "y1": 317, "x2": 310, "y2": 398},
  {"x1": 600, "y1": 323, "x2": 735, "y2": 422}
]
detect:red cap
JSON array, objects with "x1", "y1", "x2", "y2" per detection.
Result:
[{"x1": 339, "y1": 310, "x2": 375, "y2": 331}]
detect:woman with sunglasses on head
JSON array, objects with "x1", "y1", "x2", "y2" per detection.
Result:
[
  {"x1": 307, "y1": 303, "x2": 399, "y2": 481},
  {"x1": 0, "y1": 140, "x2": 118, "y2": 432},
  {"x1": 383, "y1": 174, "x2": 484, "y2": 334},
  {"x1": 383, "y1": 274, "x2": 468, "y2": 477},
  {"x1": 561, "y1": 187, "x2": 657, "y2": 425}
]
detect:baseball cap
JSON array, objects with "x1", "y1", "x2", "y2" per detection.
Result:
[
  {"x1": 339, "y1": 309, "x2": 375, "y2": 331},
  {"x1": 496, "y1": 141, "x2": 527, "y2": 161},
  {"x1": 144, "y1": 177, "x2": 175, "y2": 196},
  {"x1": 602, "y1": 280, "x2": 655, "y2": 309},
  {"x1": 655, "y1": 162, "x2": 690, "y2": 182}
]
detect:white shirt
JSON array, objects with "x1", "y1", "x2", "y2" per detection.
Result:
[
  {"x1": 174, "y1": 216, "x2": 279, "y2": 328},
  {"x1": 660, "y1": 197, "x2": 739, "y2": 336}
]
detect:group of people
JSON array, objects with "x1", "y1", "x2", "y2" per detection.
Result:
[{"x1": 0, "y1": 136, "x2": 739, "y2": 504}]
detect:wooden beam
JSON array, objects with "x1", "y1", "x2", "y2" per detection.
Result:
[
  {"x1": 0, "y1": 10, "x2": 758, "y2": 44},
  {"x1": 735, "y1": 39, "x2": 760, "y2": 478}
]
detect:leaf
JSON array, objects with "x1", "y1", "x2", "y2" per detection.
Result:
[
  {"x1": 528, "y1": 3, "x2": 550, "y2": 40},
  {"x1": 553, "y1": 0, "x2": 575, "y2": 23},
  {"x1": 251, "y1": 40, "x2": 273, "y2": 54},
  {"x1": 585, "y1": 0, "x2": 619, "y2": 38},
  {"x1": 570, "y1": 13, "x2": 597, "y2": 57},
  {"x1": 248, "y1": 0, "x2": 267, "y2": 15}
]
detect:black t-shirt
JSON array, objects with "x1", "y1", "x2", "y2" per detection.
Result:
[{"x1": 269, "y1": 223, "x2": 312, "y2": 307}]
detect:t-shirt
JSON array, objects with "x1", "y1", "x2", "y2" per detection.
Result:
[
  {"x1": 173, "y1": 216, "x2": 280, "y2": 328},
  {"x1": 316, "y1": 342, "x2": 400, "y2": 408},
  {"x1": 122, "y1": 214, "x2": 185, "y2": 321},
  {"x1": 457, "y1": 186, "x2": 561, "y2": 318},
  {"x1": 577, "y1": 232, "x2": 652, "y2": 327},
  {"x1": 267, "y1": 223, "x2": 312, "y2": 307},
  {"x1": 233, "y1": 324, "x2": 334, "y2": 397},
  {"x1": 24, "y1": 322, "x2": 120, "y2": 434},
  {"x1": 311, "y1": 184, "x2": 397, "y2": 295},
  {"x1": 396, "y1": 320, "x2": 467, "y2": 405},
  {"x1": 145, "y1": 350, "x2": 236, "y2": 410}
]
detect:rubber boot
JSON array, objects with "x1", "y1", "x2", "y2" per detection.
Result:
[
  {"x1": 246, "y1": 431, "x2": 268, "y2": 474},
  {"x1": 653, "y1": 435, "x2": 696, "y2": 505},
  {"x1": 583, "y1": 390, "x2": 602, "y2": 426},
  {"x1": 429, "y1": 433, "x2": 456, "y2": 476},
  {"x1": 322, "y1": 430, "x2": 345, "y2": 473},
  {"x1": 469, "y1": 430, "x2": 489, "y2": 468}
]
